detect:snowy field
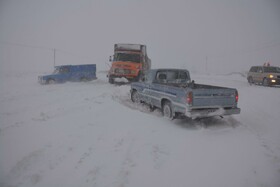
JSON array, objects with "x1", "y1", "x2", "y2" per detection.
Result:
[{"x1": 0, "y1": 70, "x2": 280, "y2": 187}]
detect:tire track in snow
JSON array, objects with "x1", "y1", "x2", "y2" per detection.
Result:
[{"x1": 114, "y1": 138, "x2": 136, "y2": 187}]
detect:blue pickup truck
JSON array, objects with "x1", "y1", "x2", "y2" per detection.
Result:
[
  {"x1": 130, "y1": 69, "x2": 240, "y2": 119},
  {"x1": 38, "y1": 64, "x2": 97, "y2": 84}
]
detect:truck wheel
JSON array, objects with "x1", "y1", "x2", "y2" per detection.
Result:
[
  {"x1": 47, "y1": 79, "x2": 55, "y2": 84},
  {"x1": 262, "y1": 78, "x2": 269, "y2": 86},
  {"x1": 80, "y1": 77, "x2": 88, "y2": 82},
  {"x1": 131, "y1": 90, "x2": 140, "y2": 103},
  {"x1": 135, "y1": 71, "x2": 142, "y2": 82},
  {"x1": 162, "y1": 101, "x2": 173, "y2": 119},
  {"x1": 109, "y1": 76, "x2": 114, "y2": 84},
  {"x1": 248, "y1": 77, "x2": 253, "y2": 85},
  {"x1": 149, "y1": 105, "x2": 155, "y2": 112}
]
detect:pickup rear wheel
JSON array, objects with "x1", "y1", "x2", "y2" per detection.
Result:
[
  {"x1": 109, "y1": 76, "x2": 114, "y2": 84},
  {"x1": 131, "y1": 90, "x2": 140, "y2": 103},
  {"x1": 162, "y1": 101, "x2": 173, "y2": 119},
  {"x1": 80, "y1": 77, "x2": 88, "y2": 82}
]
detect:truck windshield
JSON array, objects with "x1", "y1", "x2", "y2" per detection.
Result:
[
  {"x1": 264, "y1": 67, "x2": 280, "y2": 73},
  {"x1": 53, "y1": 67, "x2": 70, "y2": 74},
  {"x1": 114, "y1": 53, "x2": 141, "y2": 63}
]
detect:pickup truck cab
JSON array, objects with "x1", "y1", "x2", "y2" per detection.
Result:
[
  {"x1": 38, "y1": 64, "x2": 97, "y2": 84},
  {"x1": 130, "y1": 69, "x2": 240, "y2": 119}
]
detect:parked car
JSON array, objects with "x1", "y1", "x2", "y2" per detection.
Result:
[
  {"x1": 38, "y1": 64, "x2": 97, "y2": 84},
  {"x1": 130, "y1": 69, "x2": 240, "y2": 119},
  {"x1": 247, "y1": 66, "x2": 280, "y2": 86}
]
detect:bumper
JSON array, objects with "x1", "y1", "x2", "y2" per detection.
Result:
[
  {"x1": 267, "y1": 78, "x2": 280, "y2": 85},
  {"x1": 109, "y1": 74, "x2": 136, "y2": 79},
  {"x1": 185, "y1": 107, "x2": 241, "y2": 119},
  {"x1": 38, "y1": 77, "x2": 47, "y2": 84}
]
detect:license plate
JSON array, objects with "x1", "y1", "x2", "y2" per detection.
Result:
[{"x1": 207, "y1": 109, "x2": 217, "y2": 113}]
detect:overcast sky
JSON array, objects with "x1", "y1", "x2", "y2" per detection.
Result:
[{"x1": 0, "y1": 0, "x2": 280, "y2": 73}]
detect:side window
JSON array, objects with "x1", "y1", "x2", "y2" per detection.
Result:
[
  {"x1": 155, "y1": 70, "x2": 189, "y2": 83},
  {"x1": 250, "y1": 67, "x2": 258, "y2": 72},
  {"x1": 157, "y1": 73, "x2": 167, "y2": 80},
  {"x1": 156, "y1": 72, "x2": 167, "y2": 83},
  {"x1": 257, "y1": 67, "x2": 263, "y2": 73},
  {"x1": 178, "y1": 71, "x2": 187, "y2": 79},
  {"x1": 176, "y1": 71, "x2": 189, "y2": 83},
  {"x1": 59, "y1": 67, "x2": 70, "y2": 73}
]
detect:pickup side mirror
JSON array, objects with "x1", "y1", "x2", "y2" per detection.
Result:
[{"x1": 189, "y1": 80, "x2": 195, "y2": 88}]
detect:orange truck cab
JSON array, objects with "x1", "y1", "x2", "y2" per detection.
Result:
[{"x1": 108, "y1": 44, "x2": 151, "y2": 83}]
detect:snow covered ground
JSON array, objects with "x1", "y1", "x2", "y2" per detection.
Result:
[{"x1": 0, "y1": 70, "x2": 279, "y2": 187}]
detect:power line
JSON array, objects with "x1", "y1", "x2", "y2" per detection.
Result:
[
  {"x1": 0, "y1": 40, "x2": 95, "y2": 65},
  {"x1": 0, "y1": 41, "x2": 53, "y2": 51},
  {"x1": 56, "y1": 48, "x2": 94, "y2": 61},
  {"x1": 207, "y1": 40, "x2": 280, "y2": 60}
]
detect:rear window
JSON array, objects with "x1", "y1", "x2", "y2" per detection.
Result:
[{"x1": 155, "y1": 70, "x2": 190, "y2": 83}]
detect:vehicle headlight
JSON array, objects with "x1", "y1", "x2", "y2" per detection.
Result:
[{"x1": 269, "y1": 74, "x2": 274, "y2": 78}]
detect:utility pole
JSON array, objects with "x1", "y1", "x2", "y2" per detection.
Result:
[
  {"x1": 53, "y1": 48, "x2": 56, "y2": 67},
  {"x1": 205, "y1": 56, "x2": 208, "y2": 73}
]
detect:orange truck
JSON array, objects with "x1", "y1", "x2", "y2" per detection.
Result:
[{"x1": 108, "y1": 43, "x2": 151, "y2": 83}]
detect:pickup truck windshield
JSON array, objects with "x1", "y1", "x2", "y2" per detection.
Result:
[
  {"x1": 114, "y1": 53, "x2": 141, "y2": 63},
  {"x1": 156, "y1": 70, "x2": 190, "y2": 83}
]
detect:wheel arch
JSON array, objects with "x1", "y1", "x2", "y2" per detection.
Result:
[
  {"x1": 161, "y1": 98, "x2": 172, "y2": 108},
  {"x1": 131, "y1": 88, "x2": 138, "y2": 93},
  {"x1": 47, "y1": 78, "x2": 55, "y2": 84}
]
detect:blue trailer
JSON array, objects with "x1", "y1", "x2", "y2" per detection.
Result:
[{"x1": 38, "y1": 64, "x2": 97, "y2": 84}]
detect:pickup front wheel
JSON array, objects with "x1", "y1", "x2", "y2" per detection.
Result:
[
  {"x1": 47, "y1": 79, "x2": 55, "y2": 84},
  {"x1": 162, "y1": 101, "x2": 173, "y2": 119},
  {"x1": 131, "y1": 90, "x2": 140, "y2": 103},
  {"x1": 108, "y1": 76, "x2": 114, "y2": 84}
]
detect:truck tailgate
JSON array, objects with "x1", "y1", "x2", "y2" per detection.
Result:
[{"x1": 192, "y1": 88, "x2": 237, "y2": 108}]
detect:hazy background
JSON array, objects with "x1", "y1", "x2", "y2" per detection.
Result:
[{"x1": 0, "y1": 0, "x2": 280, "y2": 74}]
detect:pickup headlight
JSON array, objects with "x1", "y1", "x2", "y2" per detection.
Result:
[{"x1": 269, "y1": 74, "x2": 274, "y2": 78}]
